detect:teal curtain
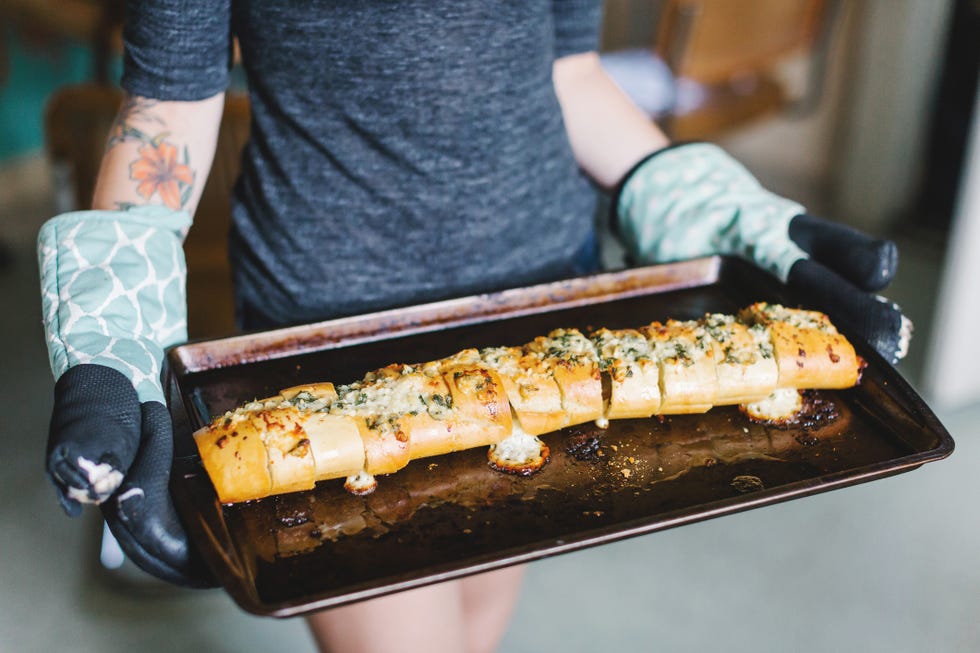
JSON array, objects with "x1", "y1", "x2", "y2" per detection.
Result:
[{"x1": 0, "y1": 32, "x2": 96, "y2": 161}]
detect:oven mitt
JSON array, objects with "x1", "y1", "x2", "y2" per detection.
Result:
[
  {"x1": 613, "y1": 142, "x2": 911, "y2": 364},
  {"x1": 38, "y1": 206, "x2": 212, "y2": 587}
]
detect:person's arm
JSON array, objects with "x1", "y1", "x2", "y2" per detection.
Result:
[
  {"x1": 39, "y1": 93, "x2": 225, "y2": 586},
  {"x1": 38, "y1": 0, "x2": 232, "y2": 588},
  {"x1": 552, "y1": 51, "x2": 668, "y2": 190},
  {"x1": 92, "y1": 93, "x2": 224, "y2": 214}
]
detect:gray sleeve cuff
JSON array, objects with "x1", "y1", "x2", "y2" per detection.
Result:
[
  {"x1": 120, "y1": 0, "x2": 233, "y2": 101},
  {"x1": 552, "y1": 0, "x2": 603, "y2": 58}
]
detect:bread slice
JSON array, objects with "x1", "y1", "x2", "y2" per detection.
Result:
[
  {"x1": 702, "y1": 313, "x2": 779, "y2": 404},
  {"x1": 356, "y1": 417, "x2": 411, "y2": 476},
  {"x1": 194, "y1": 412, "x2": 273, "y2": 504},
  {"x1": 524, "y1": 328, "x2": 604, "y2": 427},
  {"x1": 441, "y1": 363, "x2": 514, "y2": 450},
  {"x1": 328, "y1": 368, "x2": 416, "y2": 475},
  {"x1": 479, "y1": 345, "x2": 566, "y2": 435},
  {"x1": 302, "y1": 413, "x2": 366, "y2": 480},
  {"x1": 256, "y1": 408, "x2": 317, "y2": 494},
  {"x1": 591, "y1": 327, "x2": 662, "y2": 419},
  {"x1": 738, "y1": 303, "x2": 861, "y2": 389},
  {"x1": 642, "y1": 319, "x2": 718, "y2": 414}
]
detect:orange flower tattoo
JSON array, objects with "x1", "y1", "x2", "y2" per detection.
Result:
[{"x1": 129, "y1": 141, "x2": 194, "y2": 210}]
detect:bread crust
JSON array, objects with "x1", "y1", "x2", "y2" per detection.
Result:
[
  {"x1": 359, "y1": 417, "x2": 411, "y2": 476},
  {"x1": 257, "y1": 408, "x2": 317, "y2": 494},
  {"x1": 304, "y1": 413, "x2": 366, "y2": 480},
  {"x1": 279, "y1": 382, "x2": 338, "y2": 402},
  {"x1": 386, "y1": 367, "x2": 454, "y2": 461},
  {"x1": 193, "y1": 414, "x2": 273, "y2": 504}
]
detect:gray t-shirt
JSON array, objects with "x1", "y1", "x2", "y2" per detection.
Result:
[{"x1": 122, "y1": 0, "x2": 603, "y2": 328}]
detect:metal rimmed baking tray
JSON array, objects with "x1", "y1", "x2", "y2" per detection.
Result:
[{"x1": 165, "y1": 256, "x2": 954, "y2": 617}]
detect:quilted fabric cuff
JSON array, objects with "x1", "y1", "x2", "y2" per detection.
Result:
[
  {"x1": 37, "y1": 207, "x2": 191, "y2": 404},
  {"x1": 616, "y1": 142, "x2": 808, "y2": 281}
]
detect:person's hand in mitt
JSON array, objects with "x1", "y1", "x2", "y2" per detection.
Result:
[
  {"x1": 38, "y1": 206, "x2": 211, "y2": 586},
  {"x1": 613, "y1": 142, "x2": 911, "y2": 364}
]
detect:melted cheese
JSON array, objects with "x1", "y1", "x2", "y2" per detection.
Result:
[
  {"x1": 748, "y1": 324, "x2": 775, "y2": 360},
  {"x1": 649, "y1": 320, "x2": 713, "y2": 366},
  {"x1": 480, "y1": 346, "x2": 563, "y2": 415},
  {"x1": 331, "y1": 382, "x2": 396, "y2": 417},
  {"x1": 226, "y1": 388, "x2": 334, "y2": 421},
  {"x1": 331, "y1": 368, "x2": 452, "y2": 423},
  {"x1": 489, "y1": 422, "x2": 544, "y2": 465},
  {"x1": 742, "y1": 388, "x2": 803, "y2": 421},
  {"x1": 344, "y1": 471, "x2": 377, "y2": 495},
  {"x1": 530, "y1": 328, "x2": 599, "y2": 363},
  {"x1": 480, "y1": 346, "x2": 524, "y2": 377},
  {"x1": 592, "y1": 328, "x2": 654, "y2": 381},
  {"x1": 747, "y1": 303, "x2": 835, "y2": 333},
  {"x1": 705, "y1": 314, "x2": 774, "y2": 366}
]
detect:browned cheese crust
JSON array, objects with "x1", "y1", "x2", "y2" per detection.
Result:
[{"x1": 487, "y1": 434, "x2": 551, "y2": 476}]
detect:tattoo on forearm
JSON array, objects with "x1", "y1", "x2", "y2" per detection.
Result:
[
  {"x1": 107, "y1": 96, "x2": 195, "y2": 211},
  {"x1": 125, "y1": 139, "x2": 195, "y2": 210},
  {"x1": 105, "y1": 97, "x2": 163, "y2": 150}
]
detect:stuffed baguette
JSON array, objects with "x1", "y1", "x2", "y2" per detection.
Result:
[{"x1": 194, "y1": 304, "x2": 863, "y2": 503}]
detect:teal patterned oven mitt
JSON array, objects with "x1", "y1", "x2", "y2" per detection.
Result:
[
  {"x1": 614, "y1": 143, "x2": 911, "y2": 363},
  {"x1": 38, "y1": 206, "x2": 211, "y2": 586}
]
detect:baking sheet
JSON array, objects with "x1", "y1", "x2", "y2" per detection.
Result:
[{"x1": 166, "y1": 256, "x2": 954, "y2": 617}]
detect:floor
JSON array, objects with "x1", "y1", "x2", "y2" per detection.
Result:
[{"x1": 2, "y1": 149, "x2": 978, "y2": 653}]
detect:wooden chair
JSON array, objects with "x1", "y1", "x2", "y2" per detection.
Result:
[
  {"x1": 602, "y1": 0, "x2": 835, "y2": 141},
  {"x1": 44, "y1": 84, "x2": 248, "y2": 338},
  {"x1": 656, "y1": 0, "x2": 834, "y2": 140}
]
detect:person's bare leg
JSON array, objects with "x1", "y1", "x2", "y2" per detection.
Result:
[
  {"x1": 460, "y1": 565, "x2": 527, "y2": 653},
  {"x1": 307, "y1": 580, "x2": 467, "y2": 653}
]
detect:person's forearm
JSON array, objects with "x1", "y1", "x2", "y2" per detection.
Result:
[
  {"x1": 552, "y1": 51, "x2": 669, "y2": 190},
  {"x1": 92, "y1": 93, "x2": 225, "y2": 215}
]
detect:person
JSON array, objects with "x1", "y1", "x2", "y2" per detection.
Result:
[{"x1": 37, "y1": 2, "x2": 907, "y2": 652}]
